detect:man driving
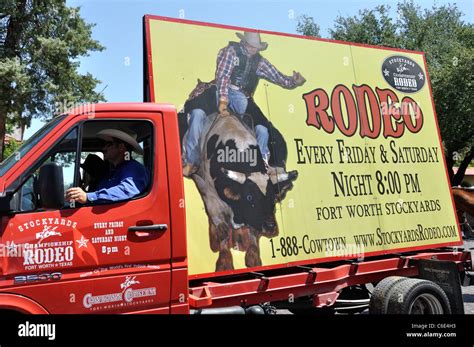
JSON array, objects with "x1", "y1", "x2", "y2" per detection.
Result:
[{"x1": 66, "y1": 129, "x2": 148, "y2": 204}]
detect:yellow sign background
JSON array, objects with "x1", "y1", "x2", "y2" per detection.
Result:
[{"x1": 147, "y1": 17, "x2": 462, "y2": 277}]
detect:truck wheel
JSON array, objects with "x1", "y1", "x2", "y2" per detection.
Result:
[
  {"x1": 369, "y1": 276, "x2": 407, "y2": 314},
  {"x1": 386, "y1": 278, "x2": 451, "y2": 314}
]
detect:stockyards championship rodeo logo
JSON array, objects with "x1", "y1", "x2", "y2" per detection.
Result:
[
  {"x1": 3, "y1": 217, "x2": 98, "y2": 273},
  {"x1": 146, "y1": 17, "x2": 462, "y2": 276}
]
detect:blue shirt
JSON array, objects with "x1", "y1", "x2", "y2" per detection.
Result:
[{"x1": 86, "y1": 159, "x2": 148, "y2": 203}]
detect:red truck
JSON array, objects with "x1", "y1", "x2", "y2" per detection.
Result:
[{"x1": 0, "y1": 16, "x2": 471, "y2": 314}]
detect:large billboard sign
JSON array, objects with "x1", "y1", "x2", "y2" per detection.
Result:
[{"x1": 145, "y1": 16, "x2": 462, "y2": 278}]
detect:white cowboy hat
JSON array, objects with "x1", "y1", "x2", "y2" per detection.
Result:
[
  {"x1": 236, "y1": 32, "x2": 268, "y2": 51},
  {"x1": 97, "y1": 129, "x2": 144, "y2": 155}
]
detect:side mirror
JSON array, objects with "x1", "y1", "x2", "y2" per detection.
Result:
[
  {"x1": 39, "y1": 162, "x2": 64, "y2": 209},
  {"x1": 0, "y1": 192, "x2": 13, "y2": 213}
]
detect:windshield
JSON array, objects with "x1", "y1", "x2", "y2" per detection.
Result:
[{"x1": 0, "y1": 115, "x2": 67, "y2": 177}]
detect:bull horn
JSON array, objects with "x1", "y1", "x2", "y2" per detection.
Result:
[
  {"x1": 221, "y1": 168, "x2": 246, "y2": 184},
  {"x1": 275, "y1": 170, "x2": 298, "y2": 183}
]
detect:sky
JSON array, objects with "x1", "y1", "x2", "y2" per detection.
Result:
[{"x1": 23, "y1": 0, "x2": 474, "y2": 138}]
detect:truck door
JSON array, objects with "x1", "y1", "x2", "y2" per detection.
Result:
[{"x1": 1, "y1": 111, "x2": 172, "y2": 313}]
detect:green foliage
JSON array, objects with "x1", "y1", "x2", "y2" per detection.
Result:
[
  {"x1": 3, "y1": 138, "x2": 19, "y2": 159},
  {"x1": 330, "y1": 5, "x2": 401, "y2": 47},
  {"x1": 296, "y1": 15, "x2": 321, "y2": 38},
  {"x1": 396, "y1": 2, "x2": 473, "y2": 156},
  {"x1": 0, "y1": 0, "x2": 105, "y2": 159},
  {"x1": 434, "y1": 38, "x2": 473, "y2": 153}
]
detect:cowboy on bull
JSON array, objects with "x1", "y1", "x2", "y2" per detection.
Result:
[{"x1": 183, "y1": 31, "x2": 306, "y2": 176}]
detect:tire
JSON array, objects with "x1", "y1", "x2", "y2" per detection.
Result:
[
  {"x1": 369, "y1": 276, "x2": 407, "y2": 314},
  {"x1": 386, "y1": 278, "x2": 451, "y2": 314}
]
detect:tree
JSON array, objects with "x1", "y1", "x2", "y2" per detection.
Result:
[
  {"x1": 330, "y1": 5, "x2": 401, "y2": 47},
  {"x1": 296, "y1": 15, "x2": 321, "y2": 38},
  {"x1": 0, "y1": 0, "x2": 105, "y2": 160},
  {"x1": 3, "y1": 137, "x2": 20, "y2": 158},
  {"x1": 297, "y1": 1, "x2": 473, "y2": 185},
  {"x1": 395, "y1": 2, "x2": 473, "y2": 185},
  {"x1": 430, "y1": 24, "x2": 473, "y2": 185}
]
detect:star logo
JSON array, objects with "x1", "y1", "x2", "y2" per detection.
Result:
[
  {"x1": 76, "y1": 235, "x2": 89, "y2": 249},
  {"x1": 418, "y1": 72, "x2": 424, "y2": 80},
  {"x1": 383, "y1": 69, "x2": 390, "y2": 77}
]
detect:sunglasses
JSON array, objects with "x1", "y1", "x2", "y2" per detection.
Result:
[{"x1": 103, "y1": 141, "x2": 116, "y2": 148}]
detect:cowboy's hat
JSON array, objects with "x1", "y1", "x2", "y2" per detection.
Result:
[
  {"x1": 236, "y1": 32, "x2": 268, "y2": 51},
  {"x1": 97, "y1": 129, "x2": 144, "y2": 155}
]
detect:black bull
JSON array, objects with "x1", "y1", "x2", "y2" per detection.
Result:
[{"x1": 178, "y1": 84, "x2": 298, "y2": 271}]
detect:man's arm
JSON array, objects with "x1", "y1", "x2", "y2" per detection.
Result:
[
  {"x1": 215, "y1": 45, "x2": 237, "y2": 102},
  {"x1": 86, "y1": 176, "x2": 144, "y2": 202},
  {"x1": 256, "y1": 57, "x2": 306, "y2": 89},
  {"x1": 66, "y1": 162, "x2": 148, "y2": 204},
  {"x1": 66, "y1": 176, "x2": 144, "y2": 204}
]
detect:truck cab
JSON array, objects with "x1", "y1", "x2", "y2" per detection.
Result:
[{"x1": 0, "y1": 103, "x2": 188, "y2": 314}]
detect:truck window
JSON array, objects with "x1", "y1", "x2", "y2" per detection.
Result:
[
  {"x1": 79, "y1": 120, "x2": 153, "y2": 203},
  {"x1": 13, "y1": 127, "x2": 78, "y2": 212},
  {"x1": 10, "y1": 119, "x2": 153, "y2": 212},
  {"x1": 0, "y1": 115, "x2": 66, "y2": 177}
]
